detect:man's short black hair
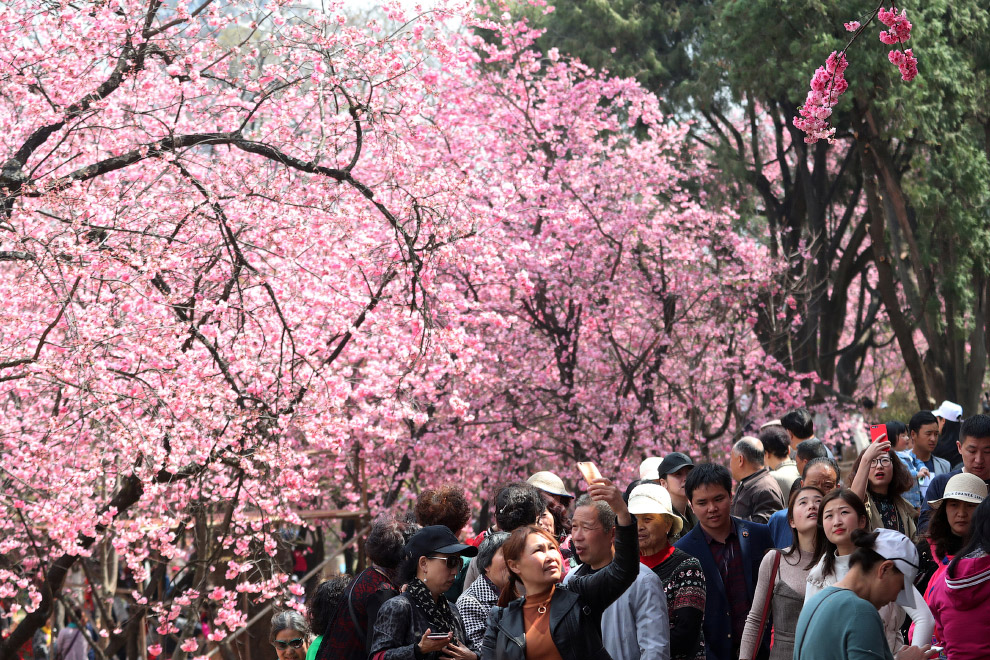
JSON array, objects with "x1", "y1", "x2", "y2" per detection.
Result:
[
  {"x1": 781, "y1": 408, "x2": 814, "y2": 440},
  {"x1": 685, "y1": 463, "x2": 732, "y2": 502},
  {"x1": 961, "y1": 413, "x2": 990, "y2": 441},
  {"x1": 795, "y1": 438, "x2": 828, "y2": 462},
  {"x1": 759, "y1": 426, "x2": 791, "y2": 459},
  {"x1": 909, "y1": 411, "x2": 938, "y2": 434}
]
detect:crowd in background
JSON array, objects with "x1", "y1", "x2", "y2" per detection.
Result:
[{"x1": 283, "y1": 404, "x2": 990, "y2": 660}]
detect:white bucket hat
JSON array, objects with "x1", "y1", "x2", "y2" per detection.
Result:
[
  {"x1": 932, "y1": 400, "x2": 963, "y2": 422},
  {"x1": 527, "y1": 471, "x2": 573, "y2": 498},
  {"x1": 627, "y1": 483, "x2": 683, "y2": 536},
  {"x1": 639, "y1": 456, "x2": 664, "y2": 481},
  {"x1": 928, "y1": 472, "x2": 987, "y2": 506}
]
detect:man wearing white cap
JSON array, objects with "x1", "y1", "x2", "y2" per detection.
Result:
[
  {"x1": 920, "y1": 413, "x2": 990, "y2": 532},
  {"x1": 526, "y1": 470, "x2": 574, "y2": 506},
  {"x1": 793, "y1": 528, "x2": 936, "y2": 660},
  {"x1": 640, "y1": 456, "x2": 664, "y2": 483},
  {"x1": 931, "y1": 399, "x2": 964, "y2": 467}
]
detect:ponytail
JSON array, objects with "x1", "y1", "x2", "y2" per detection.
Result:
[{"x1": 497, "y1": 570, "x2": 522, "y2": 607}]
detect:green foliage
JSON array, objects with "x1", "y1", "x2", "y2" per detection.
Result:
[{"x1": 522, "y1": 0, "x2": 990, "y2": 406}]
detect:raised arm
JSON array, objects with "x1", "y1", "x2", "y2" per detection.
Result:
[
  {"x1": 852, "y1": 439, "x2": 890, "y2": 501},
  {"x1": 563, "y1": 478, "x2": 638, "y2": 613}
]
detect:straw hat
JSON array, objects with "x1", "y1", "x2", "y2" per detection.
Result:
[{"x1": 928, "y1": 472, "x2": 988, "y2": 506}]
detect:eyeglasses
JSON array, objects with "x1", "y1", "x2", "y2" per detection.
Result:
[
  {"x1": 426, "y1": 556, "x2": 462, "y2": 569},
  {"x1": 273, "y1": 639, "x2": 305, "y2": 651},
  {"x1": 870, "y1": 457, "x2": 892, "y2": 468},
  {"x1": 806, "y1": 480, "x2": 837, "y2": 492}
]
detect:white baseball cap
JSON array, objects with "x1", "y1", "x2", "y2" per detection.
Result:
[
  {"x1": 928, "y1": 472, "x2": 988, "y2": 506},
  {"x1": 527, "y1": 471, "x2": 573, "y2": 498},
  {"x1": 639, "y1": 457, "x2": 664, "y2": 481},
  {"x1": 626, "y1": 483, "x2": 683, "y2": 536},
  {"x1": 872, "y1": 528, "x2": 922, "y2": 608},
  {"x1": 932, "y1": 400, "x2": 963, "y2": 422}
]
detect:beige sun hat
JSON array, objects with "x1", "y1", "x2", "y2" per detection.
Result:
[
  {"x1": 928, "y1": 472, "x2": 988, "y2": 506},
  {"x1": 527, "y1": 471, "x2": 573, "y2": 498},
  {"x1": 627, "y1": 482, "x2": 683, "y2": 536}
]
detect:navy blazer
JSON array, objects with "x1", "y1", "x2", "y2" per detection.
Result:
[{"x1": 674, "y1": 516, "x2": 774, "y2": 660}]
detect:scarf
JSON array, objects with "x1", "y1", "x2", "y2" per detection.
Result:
[{"x1": 405, "y1": 578, "x2": 458, "y2": 634}]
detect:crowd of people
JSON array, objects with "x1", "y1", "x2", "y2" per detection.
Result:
[{"x1": 277, "y1": 406, "x2": 989, "y2": 660}]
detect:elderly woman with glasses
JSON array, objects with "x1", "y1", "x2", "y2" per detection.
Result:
[
  {"x1": 852, "y1": 437, "x2": 918, "y2": 539},
  {"x1": 270, "y1": 611, "x2": 311, "y2": 660},
  {"x1": 371, "y1": 525, "x2": 479, "y2": 660}
]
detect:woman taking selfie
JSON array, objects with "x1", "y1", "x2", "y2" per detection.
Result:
[
  {"x1": 794, "y1": 529, "x2": 936, "y2": 660},
  {"x1": 739, "y1": 486, "x2": 825, "y2": 660},
  {"x1": 371, "y1": 525, "x2": 479, "y2": 660},
  {"x1": 480, "y1": 476, "x2": 638, "y2": 660},
  {"x1": 807, "y1": 490, "x2": 933, "y2": 651},
  {"x1": 852, "y1": 438, "x2": 917, "y2": 538},
  {"x1": 627, "y1": 482, "x2": 706, "y2": 660}
]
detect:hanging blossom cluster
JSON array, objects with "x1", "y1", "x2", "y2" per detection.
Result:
[
  {"x1": 795, "y1": 6, "x2": 918, "y2": 142},
  {"x1": 879, "y1": 7, "x2": 917, "y2": 81},
  {"x1": 793, "y1": 52, "x2": 850, "y2": 144}
]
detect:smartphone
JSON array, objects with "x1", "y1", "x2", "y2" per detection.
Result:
[
  {"x1": 426, "y1": 633, "x2": 450, "y2": 640},
  {"x1": 869, "y1": 424, "x2": 888, "y2": 449},
  {"x1": 929, "y1": 647, "x2": 943, "y2": 653},
  {"x1": 577, "y1": 461, "x2": 603, "y2": 485}
]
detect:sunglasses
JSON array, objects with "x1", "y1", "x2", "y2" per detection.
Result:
[
  {"x1": 426, "y1": 556, "x2": 462, "y2": 569},
  {"x1": 273, "y1": 639, "x2": 305, "y2": 651}
]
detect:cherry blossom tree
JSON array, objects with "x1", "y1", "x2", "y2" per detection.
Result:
[{"x1": 0, "y1": 1, "x2": 810, "y2": 658}]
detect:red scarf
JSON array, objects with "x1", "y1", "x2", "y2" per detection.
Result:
[{"x1": 640, "y1": 545, "x2": 677, "y2": 569}]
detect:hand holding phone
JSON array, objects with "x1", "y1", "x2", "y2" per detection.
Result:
[{"x1": 870, "y1": 424, "x2": 889, "y2": 449}]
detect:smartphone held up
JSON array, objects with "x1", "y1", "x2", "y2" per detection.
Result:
[
  {"x1": 869, "y1": 424, "x2": 888, "y2": 450},
  {"x1": 577, "y1": 461, "x2": 602, "y2": 486}
]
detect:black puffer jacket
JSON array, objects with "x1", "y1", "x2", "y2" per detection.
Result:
[{"x1": 480, "y1": 521, "x2": 639, "y2": 660}]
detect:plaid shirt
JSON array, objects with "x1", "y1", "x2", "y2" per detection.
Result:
[
  {"x1": 455, "y1": 575, "x2": 500, "y2": 650},
  {"x1": 702, "y1": 521, "x2": 748, "y2": 653}
]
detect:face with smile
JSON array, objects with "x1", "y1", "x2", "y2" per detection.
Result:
[
  {"x1": 689, "y1": 483, "x2": 731, "y2": 537},
  {"x1": 821, "y1": 497, "x2": 866, "y2": 550},
  {"x1": 507, "y1": 532, "x2": 562, "y2": 592},
  {"x1": 945, "y1": 499, "x2": 978, "y2": 538},
  {"x1": 274, "y1": 629, "x2": 308, "y2": 660}
]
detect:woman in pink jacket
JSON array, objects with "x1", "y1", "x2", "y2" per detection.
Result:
[{"x1": 928, "y1": 497, "x2": 990, "y2": 660}]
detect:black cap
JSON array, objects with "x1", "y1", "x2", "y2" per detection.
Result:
[
  {"x1": 404, "y1": 525, "x2": 479, "y2": 561},
  {"x1": 656, "y1": 452, "x2": 695, "y2": 479}
]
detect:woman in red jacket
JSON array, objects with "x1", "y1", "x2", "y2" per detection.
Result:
[{"x1": 928, "y1": 497, "x2": 990, "y2": 659}]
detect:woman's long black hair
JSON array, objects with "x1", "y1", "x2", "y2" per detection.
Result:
[
  {"x1": 948, "y1": 498, "x2": 990, "y2": 574},
  {"x1": 819, "y1": 489, "x2": 868, "y2": 578}
]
